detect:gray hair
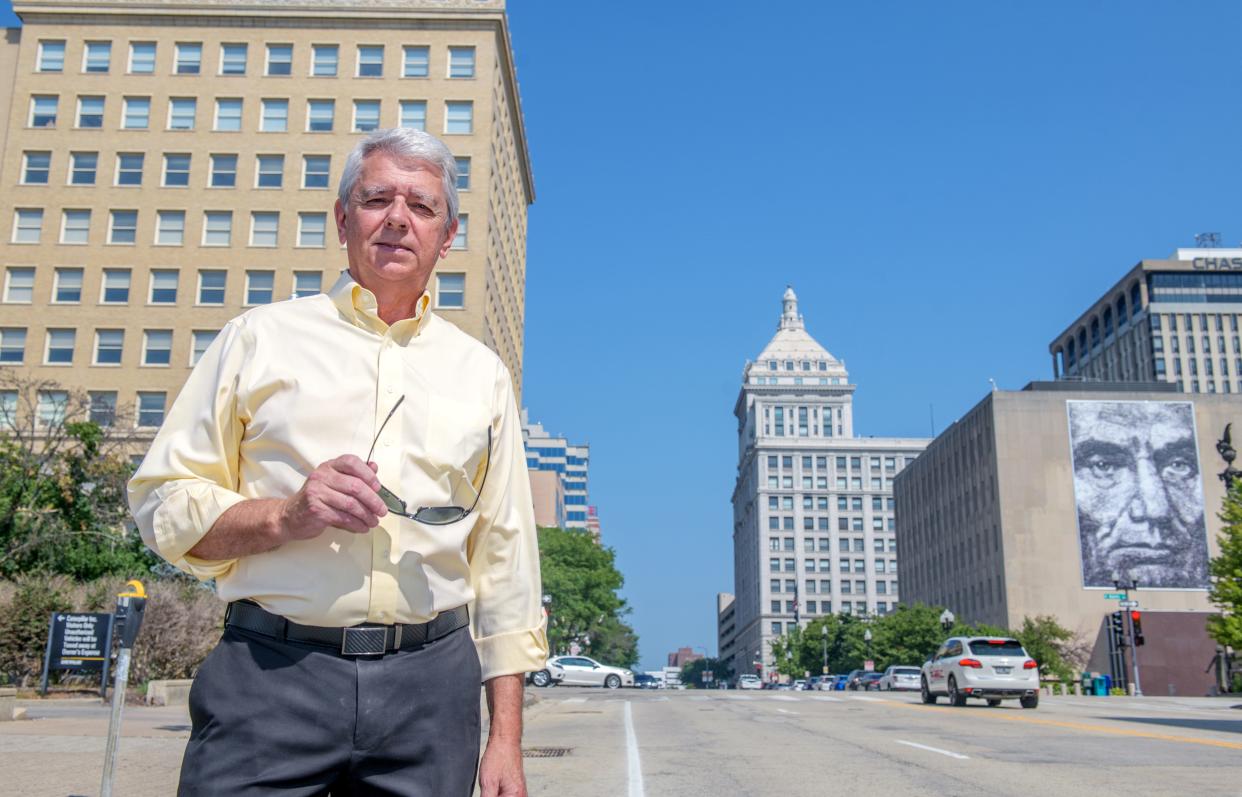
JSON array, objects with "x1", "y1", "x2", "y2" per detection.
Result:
[{"x1": 338, "y1": 127, "x2": 460, "y2": 230}]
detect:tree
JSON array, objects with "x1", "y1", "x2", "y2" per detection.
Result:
[
  {"x1": 1208, "y1": 480, "x2": 1242, "y2": 651},
  {"x1": 680, "y1": 656, "x2": 731, "y2": 688},
  {"x1": 537, "y1": 526, "x2": 639, "y2": 667},
  {"x1": 1014, "y1": 615, "x2": 1079, "y2": 681},
  {"x1": 0, "y1": 372, "x2": 157, "y2": 580}
]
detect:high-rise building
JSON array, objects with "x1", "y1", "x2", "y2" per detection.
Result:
[
  {"x1": 724, "y1": 287, "x2": 929, "y2": 680},
  {"x1": 0, "y1": 0, "x2": 533, "y2": 434},
  {"x1": 521, "y1": 408, "x2": 591, "y2": 532},
  {"x1": 1049, "y1": 247, "x2": 1242, "y2": 394}
]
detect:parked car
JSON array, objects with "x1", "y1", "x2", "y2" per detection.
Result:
[
  {"x1": 831, "y1": 675, "x2": 849, "y2": 690},
  {"x1": 541, "y1": 655, "x2": 635, "y2": 689},
  {"x1": 878, "y1": 665, "x2": 922, "y2": 691},
  {"x1": 921, "y1": 636, "x2": 1039, "y2": 709},
  {"x1": 808, "y1": 676, "x2": 833, "y2": 691},
  {"x1": 859, "y1": 672, "x2": 885, "y2": 691},
  {"x1": 737, "y1": 674, "x2": 762, "y2": 690},
  {"x1": 843, "y1": 669, "x2": 867, "y2": 690},
  {"x1": 528, "y1": 660, "x2": 567, "y2": 688},
  {"x1": 633, "y1": 674, "x2": 660, "y2": 689},
  {"x1": 792, "y1": 679, "x2": 808, "y2": 691}
]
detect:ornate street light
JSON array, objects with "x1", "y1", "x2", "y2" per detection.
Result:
[{"x1": 939, "y1": 609, "x2": 955, "y2": 633}]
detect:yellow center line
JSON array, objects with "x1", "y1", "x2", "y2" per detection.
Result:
[{"x1": 879, "y1": 700, "x2": 1242, "y2": 752}]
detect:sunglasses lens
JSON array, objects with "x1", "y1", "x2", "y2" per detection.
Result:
[
  {"x1": 413, "y1": 506, "x2": 466, "y2": 525},
  {"x1": 377, "y1": 484, "x2": 407, "y2": 514}
]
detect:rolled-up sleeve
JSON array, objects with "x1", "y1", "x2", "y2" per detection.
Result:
[
  {"x1": 128, "y1": 320, "x2": 252, "y2": 581},
  {"x1": 466, "y1": 362, "x2": 549, "y2": 682}
]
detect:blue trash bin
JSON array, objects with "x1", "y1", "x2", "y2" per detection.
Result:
[{"x1": 1092, "y1": 676, "x2": 1108, "y2": 696}]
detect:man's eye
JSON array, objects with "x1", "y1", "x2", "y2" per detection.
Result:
[
  {"x1": 1087, "y1": 456, "x2": 1121, "y2": 478},
  {"x1": 364, "y1": 198, "x2": 388, "y2": 207},
  {"x1": 1162, "y1": 458, "x2": 1196, "y2": 478}
]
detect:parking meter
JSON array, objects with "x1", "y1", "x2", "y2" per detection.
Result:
[{"x1": 100, "y1": 580, "x2": 148, "y2": 797}]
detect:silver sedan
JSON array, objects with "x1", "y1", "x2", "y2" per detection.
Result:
[{"x1": 546, "y1": 655, "x2": 635, "y2": 689}]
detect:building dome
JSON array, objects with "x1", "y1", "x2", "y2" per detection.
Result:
[{"x1": 748, "y1": 286, "x2": 847, "y2": 380}]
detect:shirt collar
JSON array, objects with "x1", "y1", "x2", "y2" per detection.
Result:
[{"x1": 329, "y1": 270, "x2": 432, "y2": 340}]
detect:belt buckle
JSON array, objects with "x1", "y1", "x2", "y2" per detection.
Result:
[{"x1": 341, "y1": 626, "x2": 387, "y2": 656}]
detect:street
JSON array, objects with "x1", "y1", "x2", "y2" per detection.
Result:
[{"x1": 4, "y1": 688, "x2": 1240, "y2": 796}]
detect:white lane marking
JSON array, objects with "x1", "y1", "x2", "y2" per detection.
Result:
[
  {"x1": 563, "y1": 697, "x2": 587, "y2": 704},
  {"x1": 724, "y1": 694, "x2": 754, "y2": 700},
  {"x1": 768, "y1": 695, "x2": 799, "y2": 702},
  {"x1": 776, "y1": 708, "x2": 800, "y2": 715},
  {"x1": 895, "y1": 740, "x2": 970, "y2": 760},
  {"x1": 851, "y1": 696, "x2": 887, "y2": 702},
  {"x1": 625, "y1": 701, "x2": 645, "y2": 797},
  {"x1": 690, "y1": 696, "x2": 710, "y2": 701},
  {"x1": 812, "y1": 695, "x2": 843, "y2": 702}
]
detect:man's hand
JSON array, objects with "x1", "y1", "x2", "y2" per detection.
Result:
[
  {"x1": 480, "y1": 674, "x2": 527, "y2": 797},
  {"x1": 278, "y1": 455, "x2": 387, "y2": 540}
]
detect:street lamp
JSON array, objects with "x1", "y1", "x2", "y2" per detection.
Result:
[
  {"x1": 863, "y1": 627, "x2": 873, "y2": 672},
  {"x1": 821, "y1": 624, "x2": 829, "y2": 676},
  {"x1": 939, "y1": 609, "x2": 955, "y2": 634}
]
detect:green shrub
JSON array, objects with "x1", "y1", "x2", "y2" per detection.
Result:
[{"x1": 0, "y1": 575, "x2": 74, "y2": 686}]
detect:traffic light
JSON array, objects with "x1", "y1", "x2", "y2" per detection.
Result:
[
  {"x1": 1109, "y1": 611, "x2": 1125, "y2": 644},
  {"x1": 1131, "y1": 611, "x2": 1145, "y2": 646}
]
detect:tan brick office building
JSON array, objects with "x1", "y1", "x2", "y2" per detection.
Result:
[{"x1": 0, "y1": 0, "x2": 533, "y2": 432}]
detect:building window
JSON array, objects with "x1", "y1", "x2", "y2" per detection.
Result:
[
  {"x1": 312, "y1": 44, "x2": 338, "y2": 76},
  {"x1": 155, "y1": 210, "x2": 185, "y2": 245},
  {"x1": 83, "y1": 41, "x2": 111, "y2": 73},
  {"x1": 353, "y1": 100, "x2": 380, "y2": 132},
  {"x1": 445, "y1": 101, "x2": 473, "y2": 134},
  {"x1": 116, "y1": 153, "x2": 144, "y2": 186},
  {"x1": 203, "y1": 211, "x2": 232, "y2": 246},
  {"x1": 403, "y1": 45, "x2": 429, "y2": 77},
  {"x1": 307, "y1": 99, "x2": 334, "y2": 132},
  {"x1": 77, "y1": 95, "x2": 104, "y2": 128},
  {"x1": 100, "y1": 269, "x2": 130, "y2": 303},
  {"x1": 399, "y1": 100, "x2": 426, "y2": 130},
  {"x1": 94, "y1": 329, "x2": 123, "y2": 365},
  {"x1": 455, "y1": 156, "x2": 471, "y2": 190},
  {"x1": 37, "y1": 390, "x2": 69, "y2": 427},
  {"x1": 297, "y1": 212, "x2": 326, "y2": 247},
  {"x1": 175, "y1": 42, "x2": 201, "y2": 74},
  {"x1": 37, "y1": 40, "x2": 65, "y2": 72},
  {"x1": 149, "y1": 270, "x2": 178, "y2": 304},
  {"x1": 214, "y1": 98, "x2": 242, "y2": 132},
  {"x1": 89, "y1": 391, "x2": 117, "y2": 426},
  {"x1": 447, "y1": 46, "x2": 476, "y2": 78},
  {"x1": 122, "y1": 96, "x2": 150, "y2": 129},
  {"x1": 108, "y1": 209, "x2": 137, "y2": 244},
  {"x1": 436, "y1": 273, "x2": 465, "y2": 308},
  {"x1": 163, "y1": 153, "x2": 191, "y2": 187},
  {"x1": 452, "y1": 213, "x2": 468, "y2": 249},
  {"x1": 30, "y1": 95, "x2": 58, "y2": 128},
  {"x1": 53, "y1": 268, "x2": 82, "y2": 303},
  {"x1": 61, "y1": 209, "x2": 91, "y2": 244},
  {"x1": 142, "y1": 330, "x2": 172, "y2": 365},
  {"x1": 292, "y1": 271, "x2": 321, "y2": 298},
  {"x1": 256, "y1": 154, "x2": 284, "y2": 188},
  {"x1": 250, "y1": 212, "x2": 279, "y2": 247},
  {"x1": 22, "y1": 151, "x2": 50, "y2": 184},
  {"x1": 13, "y1": 209, "x2": 43, "y2": 243},
  {"x1": 260, "y1": 99, "x2": 288, "y2": 132},
  {"x1": 357, "y1": 45, "x2": 384, "y2": 77},
  {"x1": 4, "y1": 268, "x2": 34, "y2": 303},
  {"x1": 0, "y1": 328, "x2": 26, "y2": 363},
  {"x1": 198, "y1": 270, "x2": 226, "y2": 304},
  {"x1": 137, "y1": 392, "x2": 166, "y2": 427},
  {"x1": 303, "y1": 155, "x2": 330, "y2": 188},
  {"x1": 129, "y1": 42, "x2": 156, "y2": 74},
  {"x1": 210, "y1": 154, "x2": 237, "y2": 188},
  {"x1": 266, "y1": 44, "x2": 292, "y2": 76},
  {"x1": 220, "y1": 43, "x2": 247, "y2": 75},
  {"x1": 190, "y1": 330, "x2": 217, "y2": 365},
  {"x1": 168, "y1": 97, "x2": 196, "y2": 130}
]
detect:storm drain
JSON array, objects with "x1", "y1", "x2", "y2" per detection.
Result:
[{"x1": 523, "y1": 747, "x2": 571, "y2": 759}]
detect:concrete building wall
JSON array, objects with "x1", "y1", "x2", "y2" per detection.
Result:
[{"x1": 527, "y1": 468, "x2": 562, "y2": 528}]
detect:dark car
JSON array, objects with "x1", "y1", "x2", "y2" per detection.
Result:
[
  {"x1": 860, "y1": 672, "x2": 885, "y2": 691},
  {"x1": 633, "y1": 674, "x2": 660, "y2": 689},
  {"x1": 844, "y1": 669, "x2": 867, "y2": 690}
]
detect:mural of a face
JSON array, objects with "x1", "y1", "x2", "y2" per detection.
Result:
[{"x1": 1067, "y1": 401, "x2": 1209, "y2": 589}]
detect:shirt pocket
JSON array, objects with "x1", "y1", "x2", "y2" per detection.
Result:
[{"x1": 425, "y1": 393, "x2": 491, "y2": 476}]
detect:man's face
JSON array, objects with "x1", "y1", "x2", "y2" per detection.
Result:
[
  {"x1": 335, "y1": 152, "x2": 457, "y2": 298},
  {"x1": 1070, "y1": 402, "x2": 1205, "y2": 586}
]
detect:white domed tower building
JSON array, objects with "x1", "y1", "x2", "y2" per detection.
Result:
[{"x1": 720, "y1": 287, "x2": 930, "y2": 683}]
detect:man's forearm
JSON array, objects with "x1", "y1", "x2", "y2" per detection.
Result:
[
  {"x1": 186, "y1": 498, "x2": 285, "y2": 560},
  {"x1": 484, "y1": 674, "x2": 524, "y2": 742}
]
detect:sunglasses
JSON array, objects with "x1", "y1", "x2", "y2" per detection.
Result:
[{"x1": 366, "y1": 395, "x2": 491, "y2": 525}]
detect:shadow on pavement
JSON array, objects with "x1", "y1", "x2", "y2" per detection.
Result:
[{"x1": 1103, "y1": 717, "x2": 1242, "y2": 735}]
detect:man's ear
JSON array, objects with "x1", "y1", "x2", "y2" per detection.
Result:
[
  {"x1": 334, "y1": 198, "x2": 348, "y2": 245},
  {"x1": 438, "y1": 217, "x2": 459, "y2": 259}
]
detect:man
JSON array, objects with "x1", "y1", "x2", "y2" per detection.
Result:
[
  {"x1": 1067, "y1": 400, "x2": 1210, "y2": 589},
  {"x1": 129, "y1": 127, "x2": 546, "y2": 796}
]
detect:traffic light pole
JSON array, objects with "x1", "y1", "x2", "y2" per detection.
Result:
[{"x1": 1116, "y1": 580, "x2": 1143, "y2": 697}]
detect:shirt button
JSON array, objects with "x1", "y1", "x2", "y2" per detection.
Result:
[{"x1": 386, "y1": 385, "x2": 394, "y2": 394}]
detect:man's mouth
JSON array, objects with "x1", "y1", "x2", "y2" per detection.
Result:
[
  {"x1": 1109, "y1": 544, "x2": 1173, "y2": 562},
  {"x1": 375, "y1": 241, "x2": 412, "y2": 254}
]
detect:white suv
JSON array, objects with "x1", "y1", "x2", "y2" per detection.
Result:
[
  {"x1": 920, "y1": 636, "x2": 1039, "y2": 709},
  {"x1": 737, "y1": 674, "x2": 762, "y2": 690}
]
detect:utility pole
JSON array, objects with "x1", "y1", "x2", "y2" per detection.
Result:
[{"x1": 1112, "y1": 574, "x2": 1142, "y2": 696}]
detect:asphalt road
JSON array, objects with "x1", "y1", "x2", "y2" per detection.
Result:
[{"x1": 521, "y1": 688, "x2": 1242, "y2": 796}]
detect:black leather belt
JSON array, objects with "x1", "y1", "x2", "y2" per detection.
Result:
[{"x1": 224, "y1": 600, "x2": 469, "y2": 657}]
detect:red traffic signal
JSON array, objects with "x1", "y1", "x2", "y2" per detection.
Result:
[{"x1": 1130, "y1": 611, "x2": 1145, "y2": 646}]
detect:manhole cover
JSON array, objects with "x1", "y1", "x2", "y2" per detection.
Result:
[{"x1": 523, "y1": 747, "x2": 571, "y2": 758}]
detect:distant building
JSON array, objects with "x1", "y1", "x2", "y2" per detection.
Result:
[
  {"x1": 1050, "y1": 247, "x2": 1242, "y2": 394},
  {"x1": 667, "y1": 647, "x2": 703, "y2": 669},
  {"x1": 726, "y1": 287, "x2": 929, "y2": 681},
  {"x1": 895, "y1": 381, "x2": 1228, "y2": 695},
  {"x1": 716, "y1": 593, "x2": 737, "y2": 675},
  {"x1": 522, "y1": 409, "x2": 591, "y2": 532},
  {"x1": 585, "y1": 505, "x2": 601, "y2": 542},
  {"x1": 527, "y1": 469, "x2": 564, "y2": 529}
]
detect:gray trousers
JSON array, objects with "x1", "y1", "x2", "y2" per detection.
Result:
[{"x1": 178, "y1": 623, "x2": 482, "y2": 796}]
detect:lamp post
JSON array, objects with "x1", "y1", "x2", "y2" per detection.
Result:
[
  {"x1": 939, "y1": 609, "x2": 955, "y2": 634},
  {"x1": 821, "y1": 625, "x2": 829, "y2": 676},
  {"x1": 1111, "y1": 573, "x2": 1142, "y2": 696},
  {"x1": 863, "y1": 628, "x2": 873, "y2": 672}
]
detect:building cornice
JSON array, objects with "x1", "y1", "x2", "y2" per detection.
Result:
[{"x1": 14, "y1": 0, "x2": 503, "y2": 14}]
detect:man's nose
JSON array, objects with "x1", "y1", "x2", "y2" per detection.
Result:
[
  {"x1": 384, "y1": 202, "x2": 410, "y2": 229},
  {"x1": 1128, "y1": 455, "x2": 1171, "y2": 525}
]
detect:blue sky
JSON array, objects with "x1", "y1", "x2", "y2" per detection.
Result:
[{"x1": 5, "y1": 1, "x2": 1241, "y2": 671}]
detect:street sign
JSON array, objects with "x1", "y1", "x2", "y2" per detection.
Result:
[
  {"x1": 864, "y1": 659, "x2": 875, "y2": 672},
  {"x1": 1119, "y1": 600, "x2": 1139, "y2": 609},
  {"x1": 40, "y1": 612, "x2": 115, "y2": 697},
  {"x1": 1103, "y1": 592, "x2": 1126, "y2": 600}
]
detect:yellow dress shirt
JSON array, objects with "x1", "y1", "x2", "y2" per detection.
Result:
[{"x1": 128, "y1": 271, "x2": 547, "y2": 681}]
